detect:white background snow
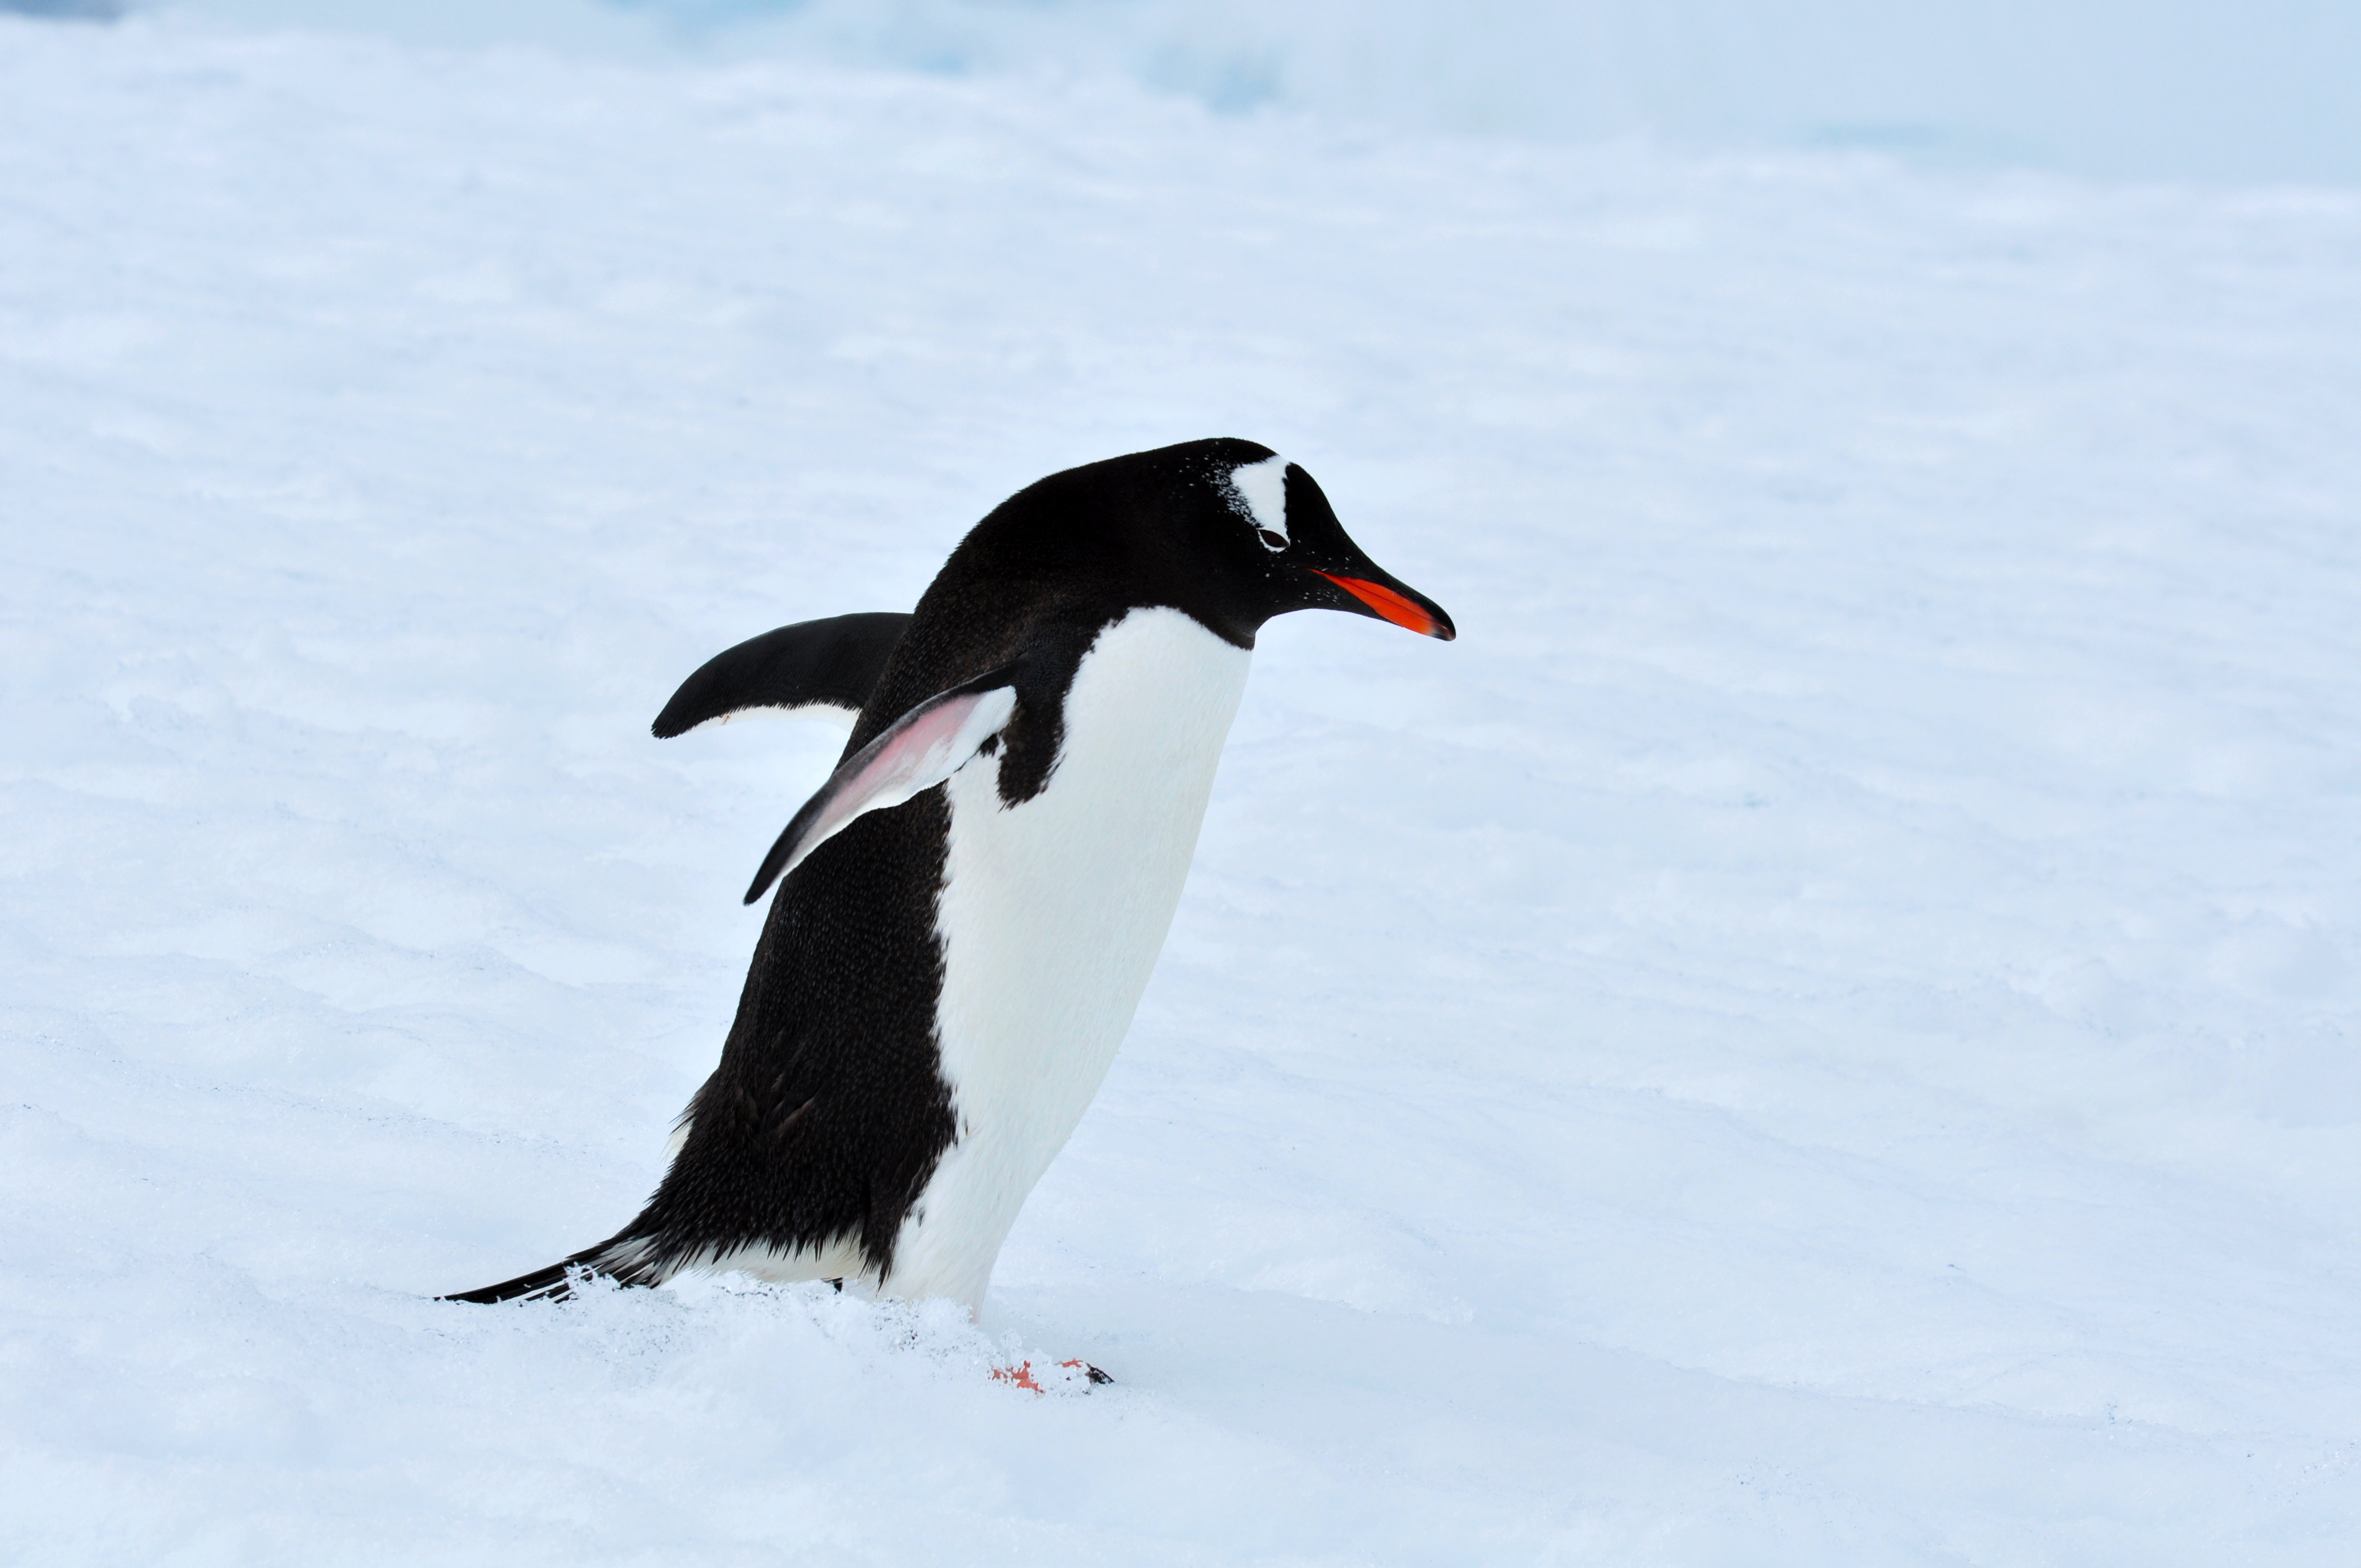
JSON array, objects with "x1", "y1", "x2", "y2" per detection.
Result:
[{"x1": 4, "y1": 4, "x2": 2360, "y2": 1563}]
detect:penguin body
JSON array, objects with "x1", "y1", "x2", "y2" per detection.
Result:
[
  {"x1": 448, "y1": 439, "x2": 1451, "y2": 1310},
  {"x1": 905, "y1": 606, "x2": 1249, "y2": 1304}
]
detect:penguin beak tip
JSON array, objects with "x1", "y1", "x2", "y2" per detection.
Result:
[{"x1": 1310, "y1": 569, "x2": 1455, "y2": 641}]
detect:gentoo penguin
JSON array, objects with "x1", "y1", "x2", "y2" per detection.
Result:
[{"x1": 447, "y1": 438, "x2": 1452, "y2": 1311}]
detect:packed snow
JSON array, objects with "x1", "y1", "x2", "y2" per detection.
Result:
[{"x1": 4, "y1": 11, "x2": 2360, "y2": 1564}]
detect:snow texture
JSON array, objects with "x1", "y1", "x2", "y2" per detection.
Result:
[{"x1": 5, "y1": 13, "x2": 2361, "y2": 1565}]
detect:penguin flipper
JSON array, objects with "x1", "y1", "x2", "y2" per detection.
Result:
[
  {"x1": 652, "y1": 612, "x2": 912, "y2": 738},
  {"x1": 743, "y1": 662, "x2": 1022, "y2": 905}
]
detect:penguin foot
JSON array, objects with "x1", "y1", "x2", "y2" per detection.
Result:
[{"x1": 989, "y1": 1358, "x2": 1114, "y2": 1394}]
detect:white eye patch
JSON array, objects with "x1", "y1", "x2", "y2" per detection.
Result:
[{"x1": 1227, "y1": 454, "x2": 1291, "y2": 552}]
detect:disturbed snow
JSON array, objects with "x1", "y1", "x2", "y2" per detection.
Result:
[{"x1": 4, "y1": 15, "x2": 2361, "y2": 1565}]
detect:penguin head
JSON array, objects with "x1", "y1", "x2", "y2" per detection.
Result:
[
  {"x1": 1198, "y1": 442, "x2": 1456, "y2": 646},
  {"x1": 982, "y1": 438, "x2": 1454, "y2": 649}
]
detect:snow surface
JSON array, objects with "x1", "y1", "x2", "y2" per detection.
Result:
[{"x1": 6, "y1": 13, "x2": 2361, "y2": 1564}]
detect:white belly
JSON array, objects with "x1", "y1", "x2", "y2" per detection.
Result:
[{"x1": 886, "y1": 606, "x2": 1250, "y2": 1308}]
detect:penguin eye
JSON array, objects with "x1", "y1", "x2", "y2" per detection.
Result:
[{"x1": 1226, "y1": 454, "x2": 1292, "y2": 554}]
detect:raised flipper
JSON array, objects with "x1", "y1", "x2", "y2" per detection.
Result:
[
  {"x1": 651, "y1": 612, "x2": 912, "y2": 738},
  {"x1": 743, "y1": 663, "x2": 1022, "y2": 905}
]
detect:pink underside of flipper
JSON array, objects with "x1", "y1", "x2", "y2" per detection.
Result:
[{"x1": 775, "y1": 683, "x2": 1018, "y2": 883}]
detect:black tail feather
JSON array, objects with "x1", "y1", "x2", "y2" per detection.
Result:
[
  {"x1": 440, "y1": 1260, "x2": 582, "y2": 1304},
  {"x1": 440, "y1": 1234, "x2": 643, "y2": 1304}
]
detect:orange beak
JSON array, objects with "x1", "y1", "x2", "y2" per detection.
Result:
[{"x1": 1310, "y1": 570, "x2": 1455, "y2": 640}]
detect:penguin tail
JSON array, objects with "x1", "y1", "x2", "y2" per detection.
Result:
[
  {"x1": 439, "y1": 1232, "x2": 650, "y2": 1304},
  {"x1": 440, "y1": 1259, "x2": 585, "y2": 1304}
]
